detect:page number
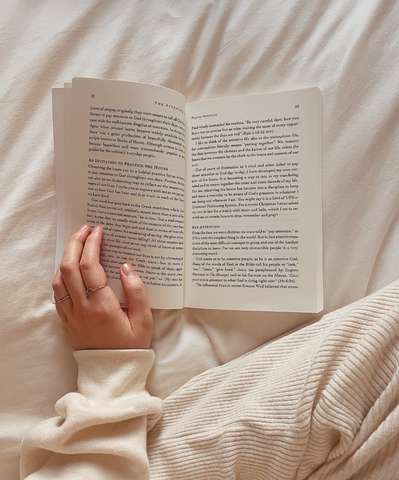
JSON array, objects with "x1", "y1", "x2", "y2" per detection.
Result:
[
  {"x1": 295, "y1": 104, "x2": 299, "y2": 108},
  {"x1": 91, "y1": 94, "x2": 95, "y2": 98}
]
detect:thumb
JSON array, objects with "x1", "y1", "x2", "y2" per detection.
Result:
[{"x1": 120, "y1": 263, "x2": 153, "y2": 347}]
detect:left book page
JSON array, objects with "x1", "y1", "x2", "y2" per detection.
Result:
[{"x1": 54, "y1": 78, "x2": 186, "y2": 309}]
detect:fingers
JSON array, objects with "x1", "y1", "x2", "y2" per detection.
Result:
[
  {"x1": 55, "y1": 300, "x2": 67, "y2": 322},
  {"x1": 58, "y1": 225, "x2": 92, "y2": 302},
  {"x1": 52, "y1": 265, "x2": 68, "y2": 301},
  {"x1": 52, "y1": 224, "x2": 153, "y2": 350},
  {"x1": 120, "y1": 263, "x2": 153, "y2": 348},
  {"x1": 52, "y1": 265, "x2": 70, "y2": 316},
  {"x1": 55, "y1": 225, "x2": 108, "y2": 307},
  {"x1": 79, "y1": 226, "x2": 108, "y2": 292}
]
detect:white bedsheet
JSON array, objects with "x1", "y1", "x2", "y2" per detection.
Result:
[{"x1": 1, "y1": 1, "x2": 398, "y2": 478}]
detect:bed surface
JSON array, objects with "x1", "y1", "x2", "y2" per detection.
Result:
[{"x1": 1, "y1": 1, "x2": 398, "y2": 478}]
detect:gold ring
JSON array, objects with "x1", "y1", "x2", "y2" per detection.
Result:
[
  {"x1": 87, "y1": 284, "x2": 107, "y2": 295},
  {"x1": 58, "y1": 294, "x2": 70, "y2": 303}
]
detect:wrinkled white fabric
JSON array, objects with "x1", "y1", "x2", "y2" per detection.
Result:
[{"x1": 1, "y1": 1, "x2": 399, "y2": 478}]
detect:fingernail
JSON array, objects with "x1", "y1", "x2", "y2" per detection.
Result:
[
  {"x1": 93, "y1": 225, "x2": 101, "y2": 233},
  {"x1": 122, "y1": 263, "x2": 136, "y2": 276},
  {"x1": 79, "y1": 224, "x2": 88, "y2": 231}
]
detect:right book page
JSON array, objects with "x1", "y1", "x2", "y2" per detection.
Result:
[{"x1": 184, "y1": 87, "x2": 323, "y2": 312}]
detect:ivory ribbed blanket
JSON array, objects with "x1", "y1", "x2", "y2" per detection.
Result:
[{"x1": 148, "y1": 280, "x2": 399, "y2": 479}]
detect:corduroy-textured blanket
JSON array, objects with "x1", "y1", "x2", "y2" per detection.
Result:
[{"x1": 148, "y1": 280, "x2": 399, "y2": 479}]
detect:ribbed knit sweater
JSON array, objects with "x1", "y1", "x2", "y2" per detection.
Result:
[{"x1": 21, "y1": 280, "x2": 399, "y2": 479}]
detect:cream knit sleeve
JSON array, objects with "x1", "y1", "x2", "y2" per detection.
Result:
[{"x1": 20, "y1": 349, "x2": 163, "y2": 480}]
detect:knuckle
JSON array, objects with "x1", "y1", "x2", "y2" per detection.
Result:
[
  {"x1": 84, "y1": 298, "x2": 110, "y2": 320},
  {"x1": 79, "y1": 259, "x2": 91, "y2": 273},
  {"x1": 69, "y1": 230, "x2": 83, "y2": 242},
  {"x1": 90, "y1": 303, "x2": 107, "y2": 318},
  {"x1": 59, "y1": 259, "x2": 75, "y2": 276},
  {"x1": 52, "y1": 277, "x2": 62, "y2": 291}
]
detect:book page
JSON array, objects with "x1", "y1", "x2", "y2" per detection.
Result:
[
  {"x1": 185, "y1": 88, "x2": 322, "y2": 312},
  {"x1": 62, "y1": 78, "x2": 186, "y2": 309}
]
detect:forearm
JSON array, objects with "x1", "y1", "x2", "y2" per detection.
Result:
[{"x1": 20, "y1": 349, "x2": 163, "y2": 480}]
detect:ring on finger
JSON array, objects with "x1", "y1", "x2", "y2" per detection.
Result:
[
  {"x1": 86, "y1": 283, "x2": 107, "y2": 295},
  {"x1": 58, "y1": 294, "x2": 70, "y2": 303}
]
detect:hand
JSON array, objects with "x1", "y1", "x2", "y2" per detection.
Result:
[{"x1": 52, "y1": 225, "x2": 152, "y2": 350}]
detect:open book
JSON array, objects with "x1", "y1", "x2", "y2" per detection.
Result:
[{"x1": 53, "y1": 78, "x2": 323, "y2": 311}]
